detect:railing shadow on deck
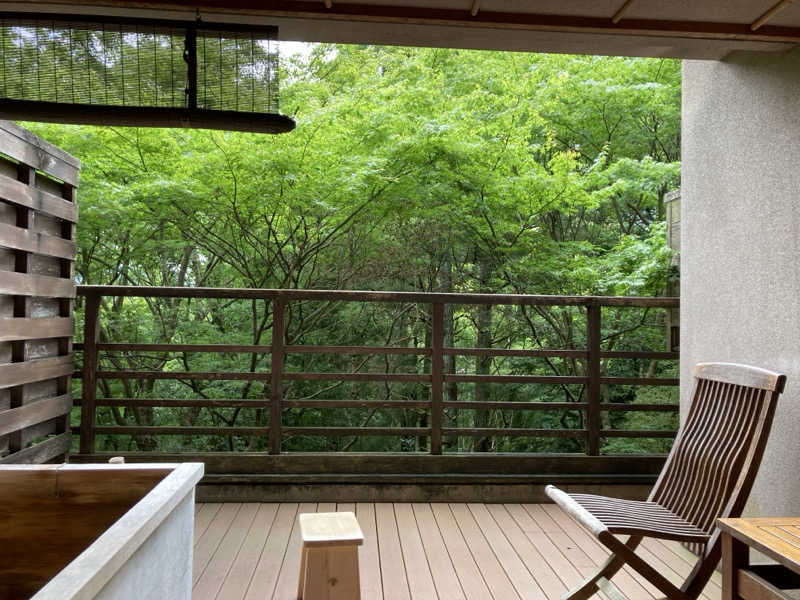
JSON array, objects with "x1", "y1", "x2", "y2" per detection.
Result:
[{"x1": 69, "y1": 286, "x2": 679, "y2": 502}]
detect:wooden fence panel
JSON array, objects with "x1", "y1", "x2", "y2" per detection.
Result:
[{"x1": 0, "y1": 120, "x2": 79, "y2": 464}]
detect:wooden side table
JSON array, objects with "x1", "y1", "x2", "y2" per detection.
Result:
[
  {"x1": 718, "y1": 517, "x2": 800, "y2": 600},
  {"x1": 297, "y1": 511, "x2": 364, "y2": 600}
]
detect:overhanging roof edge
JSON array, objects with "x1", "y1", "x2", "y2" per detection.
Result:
[{"x1": 2, "y1": 0, "x2": 799, "y2": 59}]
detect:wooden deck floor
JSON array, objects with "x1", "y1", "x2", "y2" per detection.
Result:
[{"x1": 192, "y1": 502, "x2": 722, "y2": 600}]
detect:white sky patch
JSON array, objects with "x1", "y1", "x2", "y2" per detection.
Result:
[{"x1": 280, "y1": 41, "x2": 315, "y2": 60}]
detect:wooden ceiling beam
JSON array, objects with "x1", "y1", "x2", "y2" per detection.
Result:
[
  {"x1": 470, "y1": 0, "x2": 480, "y2": 18},
  {"x1": 612, "y1": 0, "x2": 636, "y2": 24},
  {"x1": 9, "y1": 1, "x2": 800, "y2": 43},
  {"x1": 751, "y1": 0, "x2": 793, "y2": 31}
]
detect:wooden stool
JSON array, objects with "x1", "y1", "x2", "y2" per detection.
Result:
[{"x1": 297, "y1": 512, "x2": 364, "y2": 600}]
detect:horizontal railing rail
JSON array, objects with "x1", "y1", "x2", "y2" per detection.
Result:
[
  {"x1": 73, "y1": 285, "x2": 681, "y2": 305},
  {"x1": 73, "y1": 285, "x2": 680, "y2": 460}
]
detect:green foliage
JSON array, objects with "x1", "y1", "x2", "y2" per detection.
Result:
[
  {"x1": 39, "y1": 44, "x2": 682, "y2": 455},
  {"x1": 604, "y1": 384, "x2": 680, "y2": 455}
]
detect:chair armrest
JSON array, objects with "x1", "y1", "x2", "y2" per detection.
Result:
[{"x1": 546, "y1": 485, "x2": 608, "y2": 538}]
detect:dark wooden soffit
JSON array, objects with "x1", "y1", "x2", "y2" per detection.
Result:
[{"x1": 19, "y1": 0, "x2": 800, "y2": 44}]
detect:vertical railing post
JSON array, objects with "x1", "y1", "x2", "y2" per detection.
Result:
[
  {"x1": 269, "y1": 296, "x2": 285, "y2": 455},
  {"x1": 586, "y1": 301, "x2": 602, "y2": 456},
  {"x1": 430, "y1": 302, "x2": 444, "y2": 455},
  {"x1": 80, "y1": 291, "x2": 101, "y2": 455}
]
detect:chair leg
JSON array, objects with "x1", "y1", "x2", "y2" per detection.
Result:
[
  {"x1": 562, "y1": 555, "x2": 626, "y2": 600},
  {"x1": 682, "y1": 534, "x2": 718, "y2": 600},
  {"x1": 598, "y1": 534, "x2": 691, "y2": 600},
  {"x1": 562, "y1": 537, "x2": 641, "y2": 600}
]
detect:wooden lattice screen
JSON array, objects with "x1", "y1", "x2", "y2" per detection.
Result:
[{"x1": 0, "y1": 120, "x2": 78, "y2": 463}]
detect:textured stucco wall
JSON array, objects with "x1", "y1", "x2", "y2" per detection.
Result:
[
  {"x1": 95, "y1": 491, "x2": 195, "y2": 600},
  {"x1": 682, "y1": 51, "x2": 800, "y2": 517}
]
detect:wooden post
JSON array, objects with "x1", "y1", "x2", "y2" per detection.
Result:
[
  {"x1": 269, "y1": 296, "x2": 285, "y2": 455},
  {"x1": 184, "y1": 27, "x2": 198, "y2": 109},
  {"x1": 586, "y1": 303, "x2": 602, "y2": 456},
  {"x1": 430, "y1": 302, "x2": 444, "y2": 455},
  {"x1": 80, "y1": 291, "x2": 101, "y2": 454},
  {"x1": 722, "y1": 531, "x2": 748, "y2": 600}
]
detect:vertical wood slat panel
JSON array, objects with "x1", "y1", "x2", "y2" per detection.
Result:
[
  {"x1": 652, "y1": 374, "x2": 777, "y2": 557},
  {"x1": 655, "y1": 378, "x2": 717, "y2": 515},
  {"x1": 0, "y1": 121, "x2": 80, "y2": 464},
  {"x1": 679, "y1": 382, "x2": 738, "y2": 533}
]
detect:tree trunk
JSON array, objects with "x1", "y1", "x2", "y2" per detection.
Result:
[
  {"x1": 419, "y1": 318, "x2": 431, "y2": 452},
  {"x1": 440, "y1": 254, "x2": 458, "y2": 450},
  {"x1": 474, "y1": 254, "x2": 492, "y2": 452}
]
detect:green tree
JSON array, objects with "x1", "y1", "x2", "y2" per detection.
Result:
[{"x1": 28, "y1": 44, "x2": 681, "y2": 454}]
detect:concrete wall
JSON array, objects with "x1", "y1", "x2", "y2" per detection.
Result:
[
  {"x1": 682, "y1": 50, "x2": 800, "y2": 517},
  {"x1": 95, "y1": 491, "x2": 195, "y2": 600}
]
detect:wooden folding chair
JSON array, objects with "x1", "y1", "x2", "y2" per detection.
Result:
[{"x1": 547, "y1": 362, "x2": 787, "y2": 600}]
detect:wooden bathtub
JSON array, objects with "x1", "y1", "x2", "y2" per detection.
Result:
[{"x1": 0, "y1": 462, "x2": 203, "y2": 600}]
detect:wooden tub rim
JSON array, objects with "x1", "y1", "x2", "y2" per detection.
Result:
[{"x1": 27, "y1": 462, "x2": 204, "y2": 600}]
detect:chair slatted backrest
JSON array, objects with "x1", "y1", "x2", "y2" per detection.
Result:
[{"x1": 649, "y1": 363, "x2": 786, "y2": 556}]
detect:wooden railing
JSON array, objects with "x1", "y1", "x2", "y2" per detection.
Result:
[{"x1": 72, "y1": 286, "x2": 679, "y2": 467}]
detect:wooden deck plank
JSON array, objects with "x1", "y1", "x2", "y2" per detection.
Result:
[
  {"x1": 412, "y1": 504, "x2": 467, "y2": 600},
  {"x1": 357, "y1": 502, "x2": 384, "y2": 600},
  {"x1": 540, "y1": 503, "x2": 657, "y2": 600},
  {"x1": 641, "y1": 538, "x2": 722, "y2": 600},
  {"x1": 191, "y1": 503, "x2": 721, "y2": 600},
  {"x1": 194, "y1": 503, "x2": 260, "y2": 600},
  {"x1": 195, "y1": 503, "x2": 222, "y2": 546},
  {"x1": 469, "y1": 503, "x2": 547, "y2": 600},
  {"x1": 505, "y1": 503, "x2": 589, "y2": 593},
  {"x1": 430, "y1": 504, "x2": 493, "y2": 600},
  {"x1": 271, "y1": 502, "x2": 318, "y2": 600},
  {"x1": 194, "y1": 503, "x2": 209, "y2": 532},
  {"x1": 487, "y1": 504, "x2": 566, "y2": 600},
  {"x1": 216, "y1": 504, "x2": 280, "y2": 600},
  {"x1": 450, "y1": 503, "x2": 521, "y2": 600},
  {"x1": 630, "y1": 543, "x2": 714, "y2": 600},
  {"x1": 640, "y1": 539, "x2": 721, "y2": 597},
  {"x1": 654, "y1": 539, "x2": 723, "y2": 587},
  {"x1": 523, "y1": 503, "x2": 618, "y2": 600},
  {"x1": 376, "y1": 503, "x2": 412, "y2": 600},
  {"x1": 524, "y1": 504, "x2": 597, "y2": 569},
  {"x1": 243, "y1": 503, "x2": 299, "y2": 600},
  {"x1": 194, "y1": 504, "x2": 242, "y2": 586},
  {"x1": 394, "y1": 503, "x2": 439, "y2": 599}
]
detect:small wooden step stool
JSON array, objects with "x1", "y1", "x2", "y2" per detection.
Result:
[{"x1": 297, "y1": 511, "x2": 364, "y2": 600}]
